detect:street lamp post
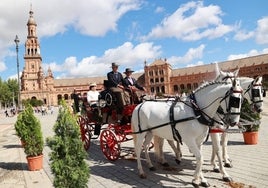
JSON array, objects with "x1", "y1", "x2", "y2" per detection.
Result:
[{"x1": 14, "y1": 35, "x2": 21, "y2": 111}]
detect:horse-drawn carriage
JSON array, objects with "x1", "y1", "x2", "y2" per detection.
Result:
[
  {"x1": 75, "y1": 85, "x2": 143, "y2": 161},
  {"x1": 74, "y1": 72, "x2": 265, "y2": 187}
]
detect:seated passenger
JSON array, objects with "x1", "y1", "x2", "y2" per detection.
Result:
[
  {"x1": 87, "y1": 83, "x2": 100, "y2": 107},
  {"x1": 123, "y1": 68, "x2": 146, "y2": 104}
]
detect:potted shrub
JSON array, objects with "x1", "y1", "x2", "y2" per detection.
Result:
[
  {"x1": 47, "y1": 101, "x2": 89, "y2": 187},
  {"x1": 240, "y1": 100, "x2": 261, "y2": 145},
  {"x1": 15, "y1": 104, "x2": 44, "y2": 170},
  {"x1": 15, "y1": 111, "x2": 28, "y2": 147}
]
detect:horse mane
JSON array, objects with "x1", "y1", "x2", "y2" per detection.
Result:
[{"x1": 192, "y1": 81, "x2": 228, "y2": 94}]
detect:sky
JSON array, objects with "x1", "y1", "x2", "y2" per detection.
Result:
[{"x1": 0, "y1": 0, "x2": 268, "y2": 81}]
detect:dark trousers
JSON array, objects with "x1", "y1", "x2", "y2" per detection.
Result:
[{"x1": 110, "y1": 87, "x2": 129, "y2": 110}]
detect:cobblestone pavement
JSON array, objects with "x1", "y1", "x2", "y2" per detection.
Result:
[{"x1": 0, "y1": 97, "x2": 268, "y2": 188}]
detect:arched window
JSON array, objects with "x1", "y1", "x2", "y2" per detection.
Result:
[
  {"x1": 57, "y1": 95, "x2": 62, "y2": 105},
  {"x1": 187, "y1": 83, "x2": 191, "y2": 90},
  {"x1": 173, "y1": 85, "x2": 179, "y2": 92},
  {"x1": 156, "y1": 86, "x2": 160, "y2": 93},
  {"x1": 64, "y1": 94, "x2": 69, "y2": 100},
  {"x1": 160, "y1": 77, "x2": 164, "y2": 82},
  {"x1": 180, "y1": 84, "x2": 185, "y2": 90},
  {"x1": 161, "y1": 86, "x2": 165, "y2": 93}
]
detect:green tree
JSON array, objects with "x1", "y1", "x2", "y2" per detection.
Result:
[
  {"x1": 0, "y1": 77, "x2": 18, "y2": 108},
  {"x1": 47, "y1": 101, "x2": 89, "y2": 188},
  {"x1": 7, "y1": 78, "x2": 19, "y2": 105}
]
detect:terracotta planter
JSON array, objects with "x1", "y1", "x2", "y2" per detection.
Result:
[
  {"x1": 26, "y1": 154, "x2": 43, "y2": 171},
  {"x1": 243, "y1": 131, "x2": 258, "y2": 145}
]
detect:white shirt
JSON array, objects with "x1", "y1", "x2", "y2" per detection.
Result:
[
  {"x1": 127, "y1": 77, "x2": 134, "y2": 85},
  {"x1": 87, "y1": 90, "x2": 99, "y2": 106}
]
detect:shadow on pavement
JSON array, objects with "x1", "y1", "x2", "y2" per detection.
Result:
[
  {"x1": 3, "y1": 144, "x2": 22, "y2": 149},
  {"x1": 86, "y1": 140, "x2": 196, "y2": 187},
  {"x1": 0, "y1": 162, "x2": 27, "y2": 170}
]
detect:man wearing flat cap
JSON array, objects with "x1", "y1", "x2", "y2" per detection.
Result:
[
  {"x1": 107, "y1": 62, "x2": 129, "y2": 112},
  {"x1": 123, "y1": 68, "x2": 146, "y2": 104}
]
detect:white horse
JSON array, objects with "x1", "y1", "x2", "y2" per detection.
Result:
[
  {"x1": 131, "y1": 80, "x2": 242, "y2": 187},
  {"x1": 210, "y1": 74, "x2": 264, "y2": 171},
  {"x1": 153, "y1": 70, "x2": 241, "y2": 168},
  {"x1": 154, "y1": 76, "x2": 243, "y2": 182}
]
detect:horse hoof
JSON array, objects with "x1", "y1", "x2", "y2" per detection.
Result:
[
  {"x1": 224, "y1": 163, "x2": 233, "y2": 168},
  {"x1": 192, "y1": 181, "x2": 210, "y2": 188},
  {"x1": 149, "y1": 166, "x2": 156, "y2": 171},
  {"x1": 192, "y1": 182, "x2": 199, "y2": 188},
  {"x1": 213, "y1": 168, "x2": 220, "y2": 173},
  {"x1": 139, "y1": 174, "x2": 147, "y2": 179},
  {"x1": 223, "y1": 177, "x2": 233, "y2": 182},
  {"x1": 162, "y1": 162, "x2": 170, "y2": 167},
  {"x1": 200, "y1": 182, "x2": 210, "y2": 187},
  {"x1": 175, "y1": 159, "x2": 181, "y2": 165}
]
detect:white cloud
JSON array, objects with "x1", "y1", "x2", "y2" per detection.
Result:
[
  {"x1": 234, "y1": 30, "x2": 254, "y2": 41},
  {"x1": 155, "y1": 6, "x2": 165, "y2": 14},
  {"x1": 227, "y1": 48, "x2": 268, "y2": 60},
  {"x1": 186, "y1": 61, "x2": 204, "y2": 67},
  {"x1": 256, "y1": 16, "x2": 268, "y2": 44},
  {"x1": 0, "y1": 61, "x2": 7, "y2": 72},
  {"x1": 43, "y1": 42, "x2": 162, "y2": 78},
  {"x1": 0, "y1": 0, "x2": 142, "y2": 74},
  {"x1": 142, "y1": 1, "x2": 233, "y2": 41},
  {"x1": 168, "y1": 44, "x2": 205, "y2": 67}
]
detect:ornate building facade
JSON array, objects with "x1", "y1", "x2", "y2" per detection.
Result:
[
  {"x1": 20, "y1": 9, "x2": 268, "y2": 106},
  {"x1": 144, "y1": 55, "x2": 268, "y2": 95}
]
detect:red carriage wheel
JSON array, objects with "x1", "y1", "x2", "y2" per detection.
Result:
[
  {"x1": 100, "y1": 129, "x2": 120, "y2": 161},
  {"x1": 115, "y1": 126, "x2": 127, "y2": 142},
  {"x1": 77, "y1": 116, "x2": 92, "y2": 150}
]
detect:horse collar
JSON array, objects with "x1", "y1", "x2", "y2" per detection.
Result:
[{"x1": 190, "y1": 93, "x2": 214, "y2": 126}]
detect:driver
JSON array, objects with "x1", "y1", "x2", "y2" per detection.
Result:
[{"x1": 107, "y1": 62, "x2": 129, "y2": 113}]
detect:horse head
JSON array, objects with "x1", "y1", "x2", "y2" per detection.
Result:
[
  {"x1": 250, "y1": 76, "x2": 264, "y2": 113},
  {"x1": 193, "y1": 79, "x2": 242, "y2": 127},
  {"x1": 224, "y1": 78, "x2": 243, "y2": 126}
]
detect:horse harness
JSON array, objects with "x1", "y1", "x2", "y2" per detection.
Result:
[{"x1": 134, "y1": 95, "x2": 228, "y2": 144}]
